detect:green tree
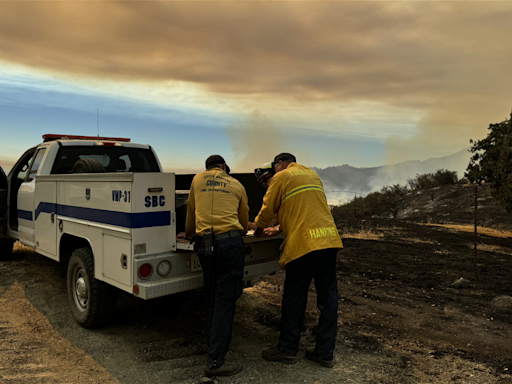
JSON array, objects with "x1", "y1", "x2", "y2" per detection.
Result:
[
  {"x1": 466, "y1": 110, "x2": 512, "y2": 211},
  {"x1": 407, "y1": 170, "x2": 458, "y2": 190},
  {"x1": 433, "y1": 169, "x2": 458, "y2": 185},
  {"x1": 381, "y1": 184, "x2": 408, "y2": 218}
]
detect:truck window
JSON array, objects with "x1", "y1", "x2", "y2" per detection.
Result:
[
  {"x1": 51, "y1": 147, "x2": 160, "y2": 174},
  {"x1": 17, "y1": 164, "x2": 29, "y2": 181},
  {"x1": 27, "y1": 148, "x2": 46, "y2": 182}
]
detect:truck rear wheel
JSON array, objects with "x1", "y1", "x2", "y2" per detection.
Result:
[
  {"x1": 67, "y1": 247, "x2": 117, "y2": 328},
  {"x1": 0, "y1": 238, "x2": 14, "y2": 259}
]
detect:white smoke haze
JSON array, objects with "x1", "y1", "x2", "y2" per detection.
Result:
[
  {"x1": 385, "y1": 97, "x2": 512, "y2": 165},
  {"x1": 318, "y1": 148, "x2": 472, "y2": 205},
  {"x1": 224, "y1": 110, "x2": 284, "y2": 172},
  {"x1": 224, "y1": 110, "x2": 313, "y2": 173}
]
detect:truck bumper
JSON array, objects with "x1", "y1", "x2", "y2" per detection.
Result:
[{"x1": 134, "y1": 256, "x2": 280, "y2": 300}]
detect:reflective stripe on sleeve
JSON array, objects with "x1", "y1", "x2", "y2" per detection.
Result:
[{"x1": 281, "y1": 184, "x2": 325, "y2": 204}]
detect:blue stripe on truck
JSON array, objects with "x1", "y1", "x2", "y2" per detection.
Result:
[
  {"x1": 30, "y1": 202, "x2": 170, "y2": 228},
  {"x1": 35, "y1": 202, "x2": 57, "y2": 220},
  {"x1": 18, "y1": 209, "x2": 33, "y2": 221},
  {"x1": 132, "y1": 211, "x2": 171, "y2": 228}
]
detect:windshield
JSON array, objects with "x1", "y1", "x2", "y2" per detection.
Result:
[{"x1": 51, "y1": 146, "x2": 160, "y2": 174}]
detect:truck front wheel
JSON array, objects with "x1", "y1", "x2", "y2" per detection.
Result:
[
  {"x1": 0, "y1": 238, "x2": 14, "y2": 259},
  {"x1": 67, "y1": 247, "x2": 117, "y2": 328}
]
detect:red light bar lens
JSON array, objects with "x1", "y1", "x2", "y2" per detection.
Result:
[
  {"x1": 138, "y1": 263, "x2": 152, "y2": 279},
  {"x1": 42, "y1": 134, "x2": 130, "y2": 142}
]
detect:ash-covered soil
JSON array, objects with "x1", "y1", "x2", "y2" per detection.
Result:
[{"x1": 1, "y1": 218, "x2": 512, "y2": 384}]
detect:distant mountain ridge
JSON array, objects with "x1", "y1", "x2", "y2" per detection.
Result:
[{"x1": 313, "y1": 148, "x2": 471, "y2": 204}]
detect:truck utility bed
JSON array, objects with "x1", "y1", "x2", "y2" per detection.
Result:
[{"x1": 32, "y1": 172, "x2": 280, "y2": 299}]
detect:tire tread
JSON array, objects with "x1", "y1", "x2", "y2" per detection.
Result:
[{"x1": 67, "y1": 247, "x2": 117, "y2": 328}]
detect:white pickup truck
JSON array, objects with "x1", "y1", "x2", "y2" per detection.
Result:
[{"x1": 0, "y1": 134, "x2": 281, "y2": 328}]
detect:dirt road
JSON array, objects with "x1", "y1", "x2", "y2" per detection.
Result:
[{"x1": 1, "y1": 220, "x2": 512, "y2": 383}]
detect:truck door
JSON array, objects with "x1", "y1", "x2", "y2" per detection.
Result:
[
  {"x1": 0, "y1": 167, "x2": 7, "y2": 233},
  {"x1": 18, "y1": 148, "x2": 47, "y2": 248}
]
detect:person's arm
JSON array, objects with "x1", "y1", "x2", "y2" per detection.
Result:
[
  {"x1": 254, "y1": 175, "x2": 282, "y2": 229},
  {"x1": 185, "y1": 181, "x2": 196, "y2": 237},
  {"x1": 238, "y1": 187, "x2": 250, "y2": 234},
  {"x1": 247, "y1": 222, "x2": 257, "y2": 231}
]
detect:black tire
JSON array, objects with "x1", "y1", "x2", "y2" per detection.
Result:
[
  {"x1": 72, "y1": 158, "x2": 105, "y2": 173},
  {"x1": 67, "y1": 247, "x2": 117, "y2": 328},
  {"x1": 0, "y1": 238, "x2": 14, "y2": 259}
]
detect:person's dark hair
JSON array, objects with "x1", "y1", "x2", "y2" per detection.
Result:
[
  {"x1": 273, "y1": 153, "x2": 296, "y2": 163},
  {"x1": 205, "y1": 155, "x2": 230, "y2": 173},
  {"x1": 272, "y1": 153, "x2": 296, "y2": 170}
]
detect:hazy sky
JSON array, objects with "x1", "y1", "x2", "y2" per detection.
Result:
[{"x1": 1, "y1": 0, "x2": 511, "y2": 173}]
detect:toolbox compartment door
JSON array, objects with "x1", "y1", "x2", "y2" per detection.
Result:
[{"x1": 34, "y1": 179, "x2": 57, "y2": 258}]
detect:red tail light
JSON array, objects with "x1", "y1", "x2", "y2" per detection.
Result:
[{"x1": 138, "y1": 263, "x2": 152, "y2": 279}]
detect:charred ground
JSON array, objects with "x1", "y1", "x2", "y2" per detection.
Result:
[{"x1": 1, "y1": 184, "x2": 512, "y2": 383}]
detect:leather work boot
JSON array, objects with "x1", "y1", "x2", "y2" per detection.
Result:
[
  {"x1": 261, "y1": 347, "x2": 298, "y2": 364},
  {"x1": 204, "y1": 361, "x2": 242, "y2": 377},
  {"x1": 305, "y1": 348, "x2": 334, "y2": 368}
]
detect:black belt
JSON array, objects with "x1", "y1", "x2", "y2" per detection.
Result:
[{"x1": 214, "y1": 230, "x2": 242, "y2": 241}]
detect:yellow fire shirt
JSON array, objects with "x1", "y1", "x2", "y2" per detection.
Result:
[
  {"x1": 185, "y1": 167, "x2": 249, "y2": 237},
  {"x1": 255, "y1": 163, "x2": 343, "y2": 268}
]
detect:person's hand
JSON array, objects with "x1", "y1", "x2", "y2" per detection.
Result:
[
  {"x1": 247, "y1": 222, "x2": 257, "y2": 231},
  {"x1": 177, "y1": 232, "x2": 187, "y2": 239},
  {"x1": 263, "y1": 226, "x2": 280, "y2": 237}
]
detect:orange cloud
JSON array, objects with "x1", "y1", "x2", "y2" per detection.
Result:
[
  {"x1": 0, "y1": 2, "x2": 509, "y2": 99},
  {"x1": 1, "y1": 1, "x2": 512, "y2": 160}
]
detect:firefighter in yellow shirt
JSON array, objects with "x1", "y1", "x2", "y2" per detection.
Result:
[
  {"x1": 254, "y1": 153, "x2": 343, "y2": 368},
  {"x1": 184, "y1": 155, "x2": 249, "y2": 377}
]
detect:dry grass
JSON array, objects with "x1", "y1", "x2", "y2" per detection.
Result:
[
  {"x1": 340, "y1": 229, "x2": 384, "y2": 240},
  {"x1": 13, "y1": 241, "x2": 34, "y2": 253},
  {"x1": 0, "y1": 283, "x2": 121, "y2": 384},
  {"x1": 474, "y1": 243, "x2": 512, "y2": 254},
  {"x1": 421, "y1": 223, "x2": 512, "y2": 238},
  {"x1": 250, "y1": 281, "x2": 279, "y2": 292},
  {"x1": 400, "y1": 237, "x2": 435, "y2": 244}
]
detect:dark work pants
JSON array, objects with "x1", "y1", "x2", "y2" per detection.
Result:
[
  {"x1": 198, "y1": 235, "x2": 245, "y2": 369},
  {"x1": 278, "y1": 248, "x2": 339, "y2": 360}
]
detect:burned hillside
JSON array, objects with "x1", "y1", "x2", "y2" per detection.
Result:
[{"x1": 332, "y1": 183, "x2": 512, "y2": 230}]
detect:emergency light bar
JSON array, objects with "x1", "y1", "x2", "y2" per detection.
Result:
[{"x1": 42, "y1": 134, "x2": 131, "y2": 143}]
